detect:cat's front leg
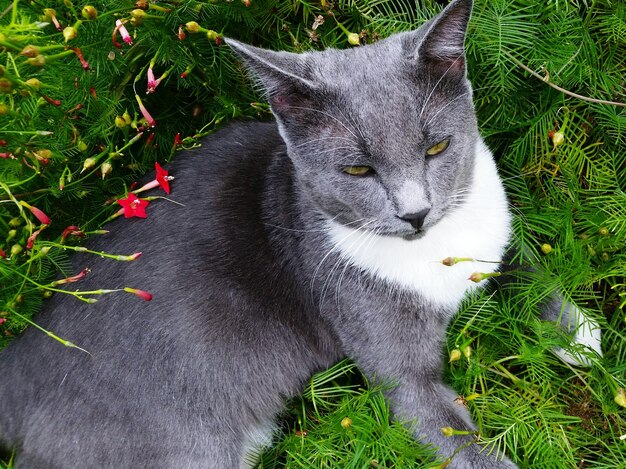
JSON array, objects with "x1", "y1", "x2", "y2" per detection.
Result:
[
  {"x1": 387, "y1": 379, "x2": 517, "y2": 468},
  {"x1": 334, "y1": 307, "x2": 518, "y2": 468}
]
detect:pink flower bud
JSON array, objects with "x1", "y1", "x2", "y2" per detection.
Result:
[
  {"x1": 124, "y1": 287, "x2": 153, "y2": 301},
  {"x1": 115, "y1": 252, "x2": 142, "y2": 261},
  {"x1": 135, "y1": 95, "x2": 156, "y2": 127},
  {"x1": 21, "y1": 202, "x2": 51, "y2": 225},
  {"x1": 468, "y1": 271, "x2": 501, "y2": 283}
]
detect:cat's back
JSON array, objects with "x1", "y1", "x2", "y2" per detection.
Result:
[{"x1": 0, "y1": 118, "x2": 286, "y2": 364}]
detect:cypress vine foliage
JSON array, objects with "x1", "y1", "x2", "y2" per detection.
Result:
[{"x1": 1, "y1": 0, "x2": 625, "y2": 467}]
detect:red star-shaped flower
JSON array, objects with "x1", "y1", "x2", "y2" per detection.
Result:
[
  {"x1": 117, "y1": 193, "x2": 150, "y2": 218},
  {"x1": 155, "y1": 162, "x2": 172, "y2": 194}
]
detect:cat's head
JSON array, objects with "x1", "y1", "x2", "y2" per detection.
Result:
[{"x1": 228, "y1": 0, "x2": 476, "y2": 239}]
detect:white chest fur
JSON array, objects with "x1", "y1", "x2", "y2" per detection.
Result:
[{"x1": 327, "y1": 139, "x2": 512, "y2": 310}]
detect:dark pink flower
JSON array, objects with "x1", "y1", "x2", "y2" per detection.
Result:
[
  {"x1": 52, "y1": 268, "x2": 90, "y2": 285},
  {"x1": 26, "y1": 227, "x2": 44, "y2": 249},
  {"x1": 135, "y1": 162, "x2": 174, "y2": 195},
  {"x1": 117, "y1": 20, "x2": 133, "y2": 44},
  {"x1": 71, "y1": 47, "x2": 89, "y2": 70},
  {"x1": 61, "y1": 225, "x2": 85, "y2": 242},
  {"x1": 146, "y1": 66, "x2": 163, "y2": 94},
  {"x1": 113, "y1": 20, "x2": 133, "y2": 48},
  {"x1": 155, "y1": 163, "x2": 172, "y2": 194},
  {"x1": 117, "y1": 193, "x2": 150, "y2": 218},
  {"x1": 42, "y1": 95, "x2": 62, "y2": 106}
]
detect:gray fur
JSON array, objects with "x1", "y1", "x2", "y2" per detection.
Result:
[{"x1": 1, "y1": 0, "x2": 577, "y2": 467}]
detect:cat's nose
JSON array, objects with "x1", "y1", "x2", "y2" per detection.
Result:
[{"x1": 398, "y1": 208, "x2": 430, "y2": 230}]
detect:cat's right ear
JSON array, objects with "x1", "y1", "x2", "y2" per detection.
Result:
[
  {"x1": 403, "y1": 0, "x2": 473, "y2": 77},
  {"x1": 226, "y1": 39, "x2": 317, "y2": 119}
]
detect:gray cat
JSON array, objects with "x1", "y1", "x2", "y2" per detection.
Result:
[{"x1": 0, "y1": 0, "x2": 601, "y2": 467}]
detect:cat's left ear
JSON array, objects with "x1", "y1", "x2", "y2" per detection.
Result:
[
  {"x1": 225, "y1": 39, "x2": 317, "y2": 117},
  {"x1": 410, "y1": 0, "x2": 473, "y2": 75}
]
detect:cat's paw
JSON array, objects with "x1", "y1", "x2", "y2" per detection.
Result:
[
  {"x1": 444, "y1": 451, "x2": 518, "y2": 469},
  {"x1": 544, "y1": 296, "x2": 602, "y2": 367}
]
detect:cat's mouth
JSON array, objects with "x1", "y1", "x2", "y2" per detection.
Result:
[
  {"x1": 402, "y1": 231, "x2": 426, "y2": 241},
  {"x1": 374, "y1": 227, "x2": 427, "y2": 241}
]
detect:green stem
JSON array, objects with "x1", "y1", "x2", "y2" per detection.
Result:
[
  {"x1": 503, "y1": 50, "x2": 626, "y2": 108},
  {"x1": 3, "y1": 264, "x2": 120, "y2": 303},
  {"x1": 41, "y1": 242, "x2": 142, "y2": 262},
  {"x1": 0, "y1": 130, "x2": 53, "y2": 135},
  {"x1": 7, "y1": 307, "x2": 91, "y2": 354},
  {"x1": 0, "y1": 181, "x2": 33, "y2": 231},
  {"x1": 97, "y1": 8, "x2": 131, "y2": 19},
  {"x1": 0, "y1": 39, "x2": 20, "y2": 52},
  {"x1": 46, "y1": 50, "x2": 75, "y2": 61},
  {"x1": 148, "y1": 4, "x2": 171, "y2": 12},
  {"x1": 10, "y1": 0, "x2": 18, "y2": 25}
]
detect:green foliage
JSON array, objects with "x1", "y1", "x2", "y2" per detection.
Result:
[
  {"x1": 1, "y1": 0, "x2": 625, "y2": 467},
  {"x1": 257, "y1": 361, "x2": 439, "y2": 468}
]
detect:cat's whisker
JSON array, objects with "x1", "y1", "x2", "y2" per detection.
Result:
[
  {"x1": 286, "y1": 105, "x2": 360, "y2": 142},
  {"x1": 263, "y1": 223, "x2": 331, "y2": 234},
  {"x1": 450, "y1": 188, "x2": 472, "y2": 197},
  {"x1": 421, "y1": 85, "x2": 494, "y2": 130},
  {"x1": 423, "y1": 90, "x2": 473, "y2": 128},
  {"x1": 310, "y1": 218, "x2": 374, "y2": 298},
  {"x1": 418, "y1": 55, "x2": 464, "y2": 126},
  {"x1": 338, "y1": 106, "x2": 367, "y2": 143},
  {"x1": 263, "y1": 213, "x2": 345, "y2": 234},
  {"x1": 500, "y1": 170, "x2": 541, "y2": 182},
  {"x1": 320, "y1": 223, "x2": 373, "y2": 307},
  {"x1": 334, "y1": 224, "x2": 381, "y2": 307}
]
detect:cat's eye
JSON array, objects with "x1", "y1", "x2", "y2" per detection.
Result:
[
  {"x1": 425, "y1": 139, "x2": 450, "y2": 156},
  {"x1": 342, "y1": 166, "x2": 373, "y2": 176}
]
